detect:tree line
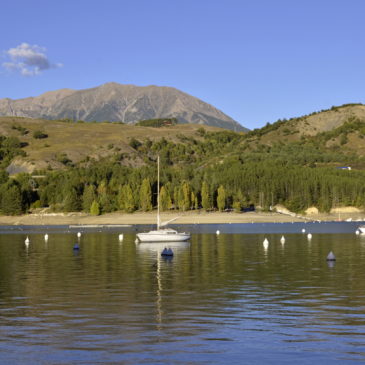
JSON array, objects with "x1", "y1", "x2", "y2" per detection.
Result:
[{"x1": 0, "y1": 127, "x2": 364, "y2": 215}]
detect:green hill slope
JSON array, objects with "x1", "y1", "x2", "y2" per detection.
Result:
[{"x1": 0, "y1": 107, "x2": 364, "y2": 216}]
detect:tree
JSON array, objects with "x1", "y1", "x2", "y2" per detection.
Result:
[
  {"x1": 0, "y1": 183, "x2": 23, "y2": 215},
  {"x1": 173, "y1": 186, "x2": 180, "y2": 210},
  {"x1": 201, "y1": 181, "x2": 211, "y2": 211},
  {"x1": 140, "y1": 178, "x2": 152, "y2": 211},
  {"x1": 82, "y1": 185, "x2": 96, "y2": 212},
  {"x1": 190, "y1": 191, "x2": 197, "y2": 210},
  {"x1": 63, "y1": 188, "x2": 81, "y2": 212},
  {"x1": 33, "y1": 130, "x2": 48, "y2": 139},
  {"x1": 159, "y1": 186, "x2": 171, "y2": 211},
  {"x1": 182, "y1": 182, "x2": 191, "y2": 211},
  {"x1": 217, "y1": 185, "x2": 226, "y2": 211},
  {"x1": 90, "y1": 200, "x2": 100, "y2": 215},
  {"x1": 118, "y1": 184, "x2": 135, "y2": 212}
]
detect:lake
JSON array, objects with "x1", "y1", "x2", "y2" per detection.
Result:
[{"x1": 0, "y1": 222, "x2": 365, "y2": 364}]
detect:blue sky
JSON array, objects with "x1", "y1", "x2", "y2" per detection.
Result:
[{"x1": 1, "y1": 0, "x2": 365, "y2": 129}]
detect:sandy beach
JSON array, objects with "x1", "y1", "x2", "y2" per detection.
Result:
[{"x1": 0, "y1": 210, "x2": 363, "y2": 226}]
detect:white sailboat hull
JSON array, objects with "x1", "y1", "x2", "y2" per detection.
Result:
[{"x1": 137, "y1": 229, "x2": 190, "y2": 242}]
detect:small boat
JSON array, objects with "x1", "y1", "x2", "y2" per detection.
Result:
[
  {"x1": 137, "y1": 228, "x2": 190, "y2": 242},
  {"x1": 358, "y1": 226, "x2": 365, "y2": 234},
  {"x1": 136, "y1": 156, "x2": 190, "y2": 243}
]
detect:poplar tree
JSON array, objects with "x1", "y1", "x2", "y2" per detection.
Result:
[
  {"x1": 181, "y1": 181, "x2": 191, "y2": 211},
  {"x1": 140, "y1": 178, "x2": 152, "y2": 211},
  {"x1": 201, "y1": 181, "x2": 211, "y2": 211},
  {"x1": 217, "y1": 185, "x2": 226, "y2": 211},
  {"x1": 82, "y1": 185, "x2": 96, "y2": 212},
  {"x1": 119, "y1": 184, "x2": 135, "y2": 212},
  {"x1": 160, "y1": 186, "x2": 171, "y2": 211},
  {"x1": 90, "y1": 200, "x2": 100, "y2": 215}
]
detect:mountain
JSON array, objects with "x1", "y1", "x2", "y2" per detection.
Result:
[{"x1": 0, "y1": 82, "x2": 247, "y2": 132}]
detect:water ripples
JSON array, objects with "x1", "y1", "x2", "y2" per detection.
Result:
[{"x1": 1, "y1": 231, "x2": 365, "y2": 363}]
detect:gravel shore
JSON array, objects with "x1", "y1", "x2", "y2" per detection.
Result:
[{"x1": 0, "y1": 210, "x2": 363, "y2": 226}]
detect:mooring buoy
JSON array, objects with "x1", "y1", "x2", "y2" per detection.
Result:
[{"x1": 161, "y1": 247, "x2": 173, "y2": 257}]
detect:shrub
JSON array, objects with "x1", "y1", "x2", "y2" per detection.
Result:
[{"x1": 33, "y1": 130, "x2": 48, "y2": 139}]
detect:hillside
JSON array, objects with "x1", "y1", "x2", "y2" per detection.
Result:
[
  {"x1": 0, "y1": 82, "x2": 247, "y2": 132},
  {"x1": 0, "y1": 116, "x2": 224, "y2": 174},
  {"x1": 243, "y1": 104, "x2": 365, "y2": 158},
  {"x1": 0, "y1": 105, "x2": 364, "y2": 216}
]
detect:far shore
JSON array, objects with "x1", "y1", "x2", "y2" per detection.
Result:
[{"x1": 0, "y1": 210, "x2": 364, "y2": 226}]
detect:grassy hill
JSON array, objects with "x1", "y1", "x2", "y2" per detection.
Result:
[
  {"x1": 0, "y1": 116, "x2": 223, "y2": 174},
  {"x1": 0, "y1": 107, "x2": 364, "y2": 216}
]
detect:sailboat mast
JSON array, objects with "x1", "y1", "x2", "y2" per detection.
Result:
[{"x1": 157, "y1": 155, "x2": 160, "y2": 230}]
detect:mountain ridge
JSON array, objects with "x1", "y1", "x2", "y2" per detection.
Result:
[{"x1": 0, "y1": 83, "x2": 247, "y2": 132}]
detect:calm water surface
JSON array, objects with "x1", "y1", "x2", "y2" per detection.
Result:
[{"x1": 1, "y1": 223, "x2": 365, "y2": 364}]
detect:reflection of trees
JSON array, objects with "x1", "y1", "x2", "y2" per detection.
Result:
[{"x1": 1, "y1": 233, "x2": 365, "y2": 331}]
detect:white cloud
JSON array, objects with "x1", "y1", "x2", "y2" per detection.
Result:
[{"x1": 2, "y1": 43, "x2": 62, "y2": 76}]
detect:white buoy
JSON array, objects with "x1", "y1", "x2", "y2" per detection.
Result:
[
  {"x1": 44, "y1": 233, "x2": 49, "y2": 241},
  {"x1": 77, "y1": 232, "x2": 81, "y2": 238},
  {"x1": 280, "y1": 235, "x2": 285, "y2": 244},
  {"x1": 326, "y1": 251, "x2": 336, "y2": 261},
  {"x1": 118, "y1": 234, "x2": 124, "y2": 241},
  {"x1": 263, "y1": 238, "x2": 269, "y2": 249},
  {"x1": 25, "y1": 236, "x2": 30, "y2": 245},
  {"x1": 216, "y1": 230, "x2": 220, "y2": 235},
  {"x1": 356, "y1": 230, "x2": 360, "y2": 235},
  {"x1": 302, "y1": 228, "x2": 306, "y2": 233},
  {"x1": 307, "y1": 233, "x2": 312, "y2": 240}
]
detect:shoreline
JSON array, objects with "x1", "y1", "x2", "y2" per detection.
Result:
[{"x1": 0, "y1": 210, "x2": 364, "y2": 226}]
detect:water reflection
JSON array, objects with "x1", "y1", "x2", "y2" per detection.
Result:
[
  {"x1": 136, "y1": 241, "x2": 190, "y2": 329},
  {"x1": 0, "y1": 231, "x2": 365, "y2": 363}
]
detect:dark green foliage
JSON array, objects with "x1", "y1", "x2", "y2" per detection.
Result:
[
  {"x1": 136, "y1": 118, "x2": 178, "y2": 127},
  {"x1": 0, "y1": 182, "x2": 23, "y2": 215},
  {"x1": 82, "y1": 185, "x2": 96, "y2": 212},
  {"x1": 1, "y1": 123, "x2": 365, "y2": 215},
  {"x1": 0, "y1": 136, "x2": 26, "y2": 167},
  {"x1": 11, "y1": 124, "x2": 29, "y2": 135},
  {"x1": 129, "y1": 138, "x2": 142, "y2": 150},
  {"x1": 56, "y1": 153, "x2": 73, "y2": 166},
  {"x1": 33, "y1": 130, "x2": 48, "y2": 139},
  {"x1": 63, "y1": 188, "x2": 81, "y2": 212}
]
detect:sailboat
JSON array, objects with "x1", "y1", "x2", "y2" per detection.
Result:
[{"x1": 136, "y1": 156, "x2": 190, "y2": 243}]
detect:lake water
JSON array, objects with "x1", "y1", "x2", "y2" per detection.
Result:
[{"x1": 1, "y1": 222, "x2": 365, "y2": 364}]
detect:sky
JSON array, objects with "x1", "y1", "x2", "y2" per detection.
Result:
[{"x1": 1, "y1": 0, "x2": 365, "y2": 130}]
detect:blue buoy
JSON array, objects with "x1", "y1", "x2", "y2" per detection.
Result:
[
  {"x1": 161, "y1": 247, "x2": 173, "y2": 257},
  {"x1": 73, "y1": 243, "x2": 80, "y2": 250}
]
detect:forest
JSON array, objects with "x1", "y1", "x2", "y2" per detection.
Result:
[{"x1": 0, "y1": 120, "x2": 364, "y2": 216}]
